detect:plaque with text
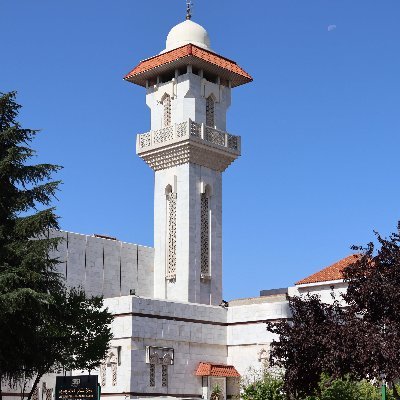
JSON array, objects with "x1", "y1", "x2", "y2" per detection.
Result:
[{"x1": 55, "y1": 375, "x2": 98, "y2": 400}]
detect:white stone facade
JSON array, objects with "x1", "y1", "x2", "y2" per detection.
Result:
[
  {"x1": 227, "y1": 300, "x2": 289, "y2": 376},
  {"x1": 153, "y1": 163, "x2": 222, "y2": 305},
  {"x1": 49, "y1": 231, "x2": 154, "y2": 298},
  {"x1": 73, "y1": 295, "x2": 289, "y2": 400},
  {"x1": 104, "y1": 296, "x2": 228, "y2": 399},
  {"x1": 289, "y1": 280, "x2": 348, "y2": 305},
  {"x1": 146, "y1": 70, "x2": 231, "y2": 132}
]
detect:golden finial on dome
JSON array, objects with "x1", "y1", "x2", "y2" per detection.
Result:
[{"x1": 186, "y1": 0, "x2": 193, "y2": 20}]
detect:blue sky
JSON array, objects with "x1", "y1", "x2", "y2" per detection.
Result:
[{"x1": 1, "y1": 0, "x2": 400, "y2": 300}]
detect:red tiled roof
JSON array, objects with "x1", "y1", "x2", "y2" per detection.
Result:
[
  {"x1": 296, "y1": 254, "x2": 360, "y2": 285},
  {"x1": 125, "y1": 45, "x2": 192, "y2": 77},
  {"x1": 195, "y1": 362, "x2": 240, "y2": 378},
  {"x1": 124, "y1": 44, "x2": 252, "y2": 88},
  {"x1": 191, "y1": 46, "x2": 252, "y2": 80}
]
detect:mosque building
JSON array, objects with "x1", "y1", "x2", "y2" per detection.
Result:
[{"x1": 5, "y1": 8, "x2": 356, "y2": 400}]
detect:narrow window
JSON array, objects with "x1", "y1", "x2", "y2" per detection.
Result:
[
  {"x1": 200, "y1": 185, "x2": 211, "y2": 277},
  {"x1": 166, "y1": 185, "x2": 176, "y2": 280},
  {"x1": 111, "y1": 363, "x2": 117, "y2": 386},
  {"x1": 162, "y1": 94, "x2": 171, "y2": 127},
  {"x1": 100, "y1": 364, "x2": 106, "y2": 387},
  {"x1": 149, "y1": 364, "x2": 155, "y2": 387},
  {"x1": 162, "y1": 365, "x2": 168, "y2": 387},
  {"x1": 206, "y1": 95, "x2": 215, "y2": 127},
  {"x1": 117, "y1": 346, "x2": 122, "y2": 365}
]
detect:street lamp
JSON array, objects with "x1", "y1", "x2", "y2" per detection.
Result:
[{"x1": 380, "y1": 373, "x2": 387, "y2": 400}]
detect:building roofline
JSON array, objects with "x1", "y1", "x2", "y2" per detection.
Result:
[
  {"x1": 295, "y1": 254, "x2": 360, "y2": 285},
  {"x1": 124, "y1": 43, "x2": 252, "y2": 88}
]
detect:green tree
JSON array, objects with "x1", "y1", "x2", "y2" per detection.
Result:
[
  {"x1": 343, "y1": 225, "x2": 400, "y2": 396},
  {"x1": 266, "y1": 295, "x2": 355, "y2": 399},
  {"x1": 0, "y1": 92, "x2": 113, "y2": 400},
  {"x1": 0, "y1": 90, "x2": 62, "y2": 391},
  {"x1": 25, "y1": 287, "x2": 113, "y2": 399}
]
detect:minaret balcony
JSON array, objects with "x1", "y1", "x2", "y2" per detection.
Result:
[{"x1": 136, "y1": 120, "x2": 241, "y2": 172}]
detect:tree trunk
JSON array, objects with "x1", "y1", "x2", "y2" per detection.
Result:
[
  {"x1": 19, "y1": 377, "x2": 28, "y2": 400},
  {"x1": 27, "y1": 374, "x2": 43, "y2": 400}
]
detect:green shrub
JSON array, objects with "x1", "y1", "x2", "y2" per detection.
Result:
[
  {"x1": 241, "y1": 369, "x2": 394, "y2": 400},
  {"x1": 305, "y1": 374, "x2": 388, "y2": 400},
  {"x1": 241, "y1": 371, "x2": 285, "y2": 400}
]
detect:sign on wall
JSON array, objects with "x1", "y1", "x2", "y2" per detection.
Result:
[
  {"x1": 55, "y1": 375, "x2": 99, "y2": 400},
  {"x1": 145, "y1": 346, "x2": 174, "y2": 365}
]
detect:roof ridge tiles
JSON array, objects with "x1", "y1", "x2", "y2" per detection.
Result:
[
  {"x1": 296, "y1": 254, "x2": 360, "y2": 285},
  {"x1": 136, "y1": 44, "x2": 239, "y2": 66},
  {"x1": 124, "y1": 43, "x2": 252, "y2": 87}
]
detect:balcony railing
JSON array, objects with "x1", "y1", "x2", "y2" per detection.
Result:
[{"x1": 137, "y1": 119, "x2": 240, "y2": 153}]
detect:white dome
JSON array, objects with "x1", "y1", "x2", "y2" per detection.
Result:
[{"x1": 164, "y1": 20, "x2": 211, "y2": 52}]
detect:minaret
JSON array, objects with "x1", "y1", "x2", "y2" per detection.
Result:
[{"x1": 124, "y1": 15, "x2": 252, "y2": 305}]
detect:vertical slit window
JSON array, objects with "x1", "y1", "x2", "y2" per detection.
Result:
[
  {"x1": 206, "y1": 95, "x2": 215, "y2": 127},
  {"x1": 200, "y1": 189, "x2": 210, "y2": 277},
  {"x1": 162, "y1": 365, "x2": 168, "y2": 387},
  {"x1": 150, "y1": 364, "x2": 155, "y2": 387},
  {"x1": 166, "y1": 186, "x2": 177, "y2": 280},
  {"x1": 100, "y1": 364, "x2": 106, "y2": 387},
  {"x1": 163, "y1": 94, "x2": 171, "y2": 127}
]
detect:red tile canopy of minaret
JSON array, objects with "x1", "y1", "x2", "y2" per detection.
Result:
[{"x1": 124, "y1": 44, "x2": 253, "y2": 88}]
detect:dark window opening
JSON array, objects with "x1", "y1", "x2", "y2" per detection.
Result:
[
  {"x1": 220, "y1": 78, "x2": 229, "y2": 87},
  {"x1": 203, "y1": 71, "x2": 218, "y2": 83},
  {"x1": 206, "y1": 96, "x2": 215, "y2": 127},
  {"x1": 160, "y1": 71, "x2": 175, "y2": 83},
  {"x1": 117, "y1": 346, "x2": 122, "y2": 365},
  {"x1": 178, "y1": 66, "x2": 187, "y2": 76}
]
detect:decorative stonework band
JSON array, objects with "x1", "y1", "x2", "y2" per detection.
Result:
[
  {"x1": 113, "y1": 311, "x2": 290, "y2": 326},
  {"x1": 137, "y1": 120, "x2": 240, "y2": 172}
]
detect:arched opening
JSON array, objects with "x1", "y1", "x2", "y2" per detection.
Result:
[{"x1": 165, "y1": 184, "x2": 172, "y2": 195}]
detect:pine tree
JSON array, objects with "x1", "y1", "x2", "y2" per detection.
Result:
[
  {"x1": 0, "y1": 92, "x2": 113, "y2": 400},
  {"x1": 0, "y1": 91, "x2": 63, "y2": 387}
]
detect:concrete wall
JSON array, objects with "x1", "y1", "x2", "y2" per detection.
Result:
[
  {"x1": 227, "y1": 300, "x2": 289, "y2": 377},
  {"x1": 288, "y1": 280, "x2": 348, "y2": 305},
  {"x1": 49, "y1": 231, "x2": 154, "y2": 298}
]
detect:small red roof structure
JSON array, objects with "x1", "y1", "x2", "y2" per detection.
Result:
[
  {"x1": 195, "y1": 362, "x2": 240, "y2": 378},
  {"x1": 296, "y1": 254, "x2": 360, "y2": 285},
  {"x1": 124, "y1": 44, "x2": 252, "y2": 88}
]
